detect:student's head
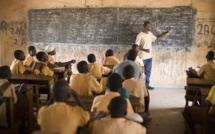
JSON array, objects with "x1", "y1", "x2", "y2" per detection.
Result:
[
  {"x1": 77, "y1": 60, "x2": 89, "y2": 73},
  {"x1": 28, "y1": 46, "x2": 36, "y2": 56},
  {"x1": 52, "y1": 80, "x2": 71, "y2": 102},
  {"x1": 126, "y1": 49, "x2": 137, "y2": 61},
  {"x1": 105, "y1": 49, "x2": 114, "y2": 57},
  {"x1": 0, "y1": 66, "x2": 11, "y2": 79},
  {"x1": 132, "y1": 44, "x2": 139, "y2": 52},
  {"x1": 36, "y1": 51, "x2": 48, "y2": 62},
  {"x1": 108, "y1": 96, "x2": 127, "y2": 118},
  {"x1": 107, "y1": 73, "x2": 122, "y2": 92},
  {"x1": 14, "y1": 50, "x2": 25, "y2": 61},
  {"x1": 123, "y1": 65, "x2": 134, "y2": 79},
  {"x1": 206, "y1": 51, "x2": 214, "y2": 61},
  {"x1": 87, "y1": 54, "x2": 96, "y2": 63},
  {"x1": 143, "y1": 21, "x2": 152, "y2": 31},
  {"x1": 45, "y1": 45, "x2": 56, "y2": 55}
]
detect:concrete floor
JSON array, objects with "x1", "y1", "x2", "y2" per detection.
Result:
[{"x1": 147, "y1": 88, "x2": 186, "y2": 134}]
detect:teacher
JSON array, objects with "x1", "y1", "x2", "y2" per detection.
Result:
[{"x1": 135, "y1": 21, "x2": 170, "y2": 90}]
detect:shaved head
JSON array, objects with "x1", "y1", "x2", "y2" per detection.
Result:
[{"x1": 52, "y1": 80, "x2": 71, "y2": 102}]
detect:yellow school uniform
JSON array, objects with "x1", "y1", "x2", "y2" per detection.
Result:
[
  {"x1": 197, "y1": 61, "x2": 215, "y2": 79},
  {"x1": 10, "y1": 59, "x2": 26, "y2": 74},
  {"x1": 100, "y1": 77, "x2": 108, "y2": 92},
  {"x1": 70, "y1": 73, "x2": 102, "y2": 96},
  {"x1": 33, "y1": 61, "x2": 54, "y2": 77},
  {"x1": 0, "y1": 79, "x2": 17, "y2": 126},
  {"x1": 206, "y1": 86, "x2": 215, "y2": 115},
  {"x1": 104, "y1": 56, "x2": 120, "y2": 66},
  {"x1": 24, "y1": 54, "x2": 36, "y2": 67},
  {"x1": 90, "y1": 118, "x2": 146, "y2": 134},
  {"x1": 123, "y1": 78, "x2": 148, "y2": 108},
  {"x1": 37, "y1": 102, "x2": 89, "y2": 134},
  {"x1": 88, "y1": 63, "x2": 111, "y2": 78},
  {"x1": 91, "y1": 92, "x2": 134, "y2": 113},
  {"x1": 0, "y1": 79, "x2": 17, "y2": 103}
]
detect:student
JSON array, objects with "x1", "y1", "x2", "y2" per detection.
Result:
[
  {"x1": 91, "y1": 73, "x2": 133, "y2": 113},
  {"x1": 87, "y1": 53, "x2": 111, "y2": 78},
  {"x1": 0, "y1": 65, "x2": 18, "y2": 126},
  {"x1": 113, "y1": 49, "x2": 142, "y2": 79},
  {"x1": 10, "y1": 50, "x2": 31, "y2": 74},
  {"x1": 33, "y1": 52, "x2": 54, "y2": 77},
  {"x1": 44, "y1": 45, "x2": 76, "y2": 68},
  {"x1": 122, "y1": 65, "x2": 149, "y2": 112},
  {"x1": 104, "y1": 49, "x2": 120, "y2": 66},
  {"x1": 70, "y1": 61, "x2": 103, "y2": 96},
  {"x1": 24, "y1": 45, "x2": 37, "y2": 68},
  {"x1": 90, "y1": 96, "x2": 146, "y2": 134},
  {"x1": 37, "y1": 80, "x2": 90, "y2": 134},
  {"x1": 0, "y1": 65, "x2": 17, "y2": 103},
  {"x1": 190, "y1": 51, "x2": 215, "y2": 80}
]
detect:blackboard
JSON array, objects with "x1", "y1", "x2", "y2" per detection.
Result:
[{"x1": 29, "y1": 7, "x2": 196, "y2": 47}]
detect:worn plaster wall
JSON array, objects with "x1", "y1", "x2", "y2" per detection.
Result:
[{"x1": 0, "y1": 0, "x2": 215, "y2": 87}]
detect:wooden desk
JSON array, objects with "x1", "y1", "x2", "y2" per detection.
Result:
[
  {"x1": 187, "y1": 78, "x2": 215, "y2": 86},
  {"x1": 9, "y1": 74, "x2": 54, "y2": 91}
]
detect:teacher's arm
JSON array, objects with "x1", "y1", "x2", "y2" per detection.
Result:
[{"x1": 156, "y1": 31, "x2": 171, "y2": 41}]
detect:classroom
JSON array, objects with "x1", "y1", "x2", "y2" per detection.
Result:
[{"x1": 0, "y1": 0, "x2": 215, "y2": 134}]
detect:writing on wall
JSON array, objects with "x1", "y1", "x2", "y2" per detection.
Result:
[
  {"x1": 195, "y1": 17, "x2": 215, "y2": 48},
  {"x1": 0, "y1": 20, "x2": 28, "y2": 46}
]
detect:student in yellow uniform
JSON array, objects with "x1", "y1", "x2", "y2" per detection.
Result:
[
  {"x1": 44, "y1": 45, "x2": 76, "y2": 68},
  {"x1": 197, "y1": 51, "x2": 215, "y2": 79},
  {"x1": 206, "y1": 85, "x2": 215, "y2": 116},
  {"x1": 70, "y1": 61, "x2": 103, "y2": 96},
  {"x1": 24, "y1": 46, "x2": 37, "y2": 68},
  {"x1": 87, "y1": 54, "x2": 111, "y2": 78},
  {"x1": 10, "y1": 50, "x2": 31, "y2": 74},
  {"x1": 90, "y1": 96, "x2": 146, "y2": 134},
  {"x1": 91, "y1": 73, "x2": 134, "y2": 113},
  {"x1": 0, "y1": 65, "x2": 18, "y2": 126},
  {"x1": 37, "y1": 80, "x2": 90, "y2": 134},
  {"x1": 190, "y1": 51, "x2": 215, "y2": 80},
  {"x1": 122, "y1": 65, "x2": 148, "y2": 112},
  {"x1": 104, "y1": 49, "x2": 120, "y2": 66},
  {"x1": 33, "y1": 52, "x2": 54, "y2": 77},
  {"x1": 0, "y1": 65, "x2": 17, "y2": 103}
]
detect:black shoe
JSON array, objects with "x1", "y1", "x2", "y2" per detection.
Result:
[{"x1": 147, "y1": 86, "x2": 154, "y2": 90}]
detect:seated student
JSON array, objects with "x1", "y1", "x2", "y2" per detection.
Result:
[
  {"x1": 37, "y1": 80, "x2": 90, "y2": 134},
  {"x1": 24, "y1": 45, "x2": 37, "y2": 68},
  {"x1": 90, "y1": 96, "x2": 146, "y2": 134},
  {"x1": 104, "y1": 49, "x2": 120, "y2": 66},
  {"x1": 87, "y1": 53, "x2": 111, "y2": 78},
  {"x1": 33, "y1": 52, "x2": 54, "y2": 77},
  {"x1": 113, "y1": 49, "x2": 142, "y2": 79},
  {"x1": 0, "y1": 65, "x2": 17, "y2": 103},
  {"x1": 10, "y1": 50, "x2": 31, "y2": 74},
  {"x1": 122, "y1": 65, "x2": 149, "y2": 112},
  {"x1": 91, "y1": 73, "x2": 133, "y2": 113},
  {"x1": 70, "y1": 61, "x2": 102, "y2": 96},
  {"x1": 190, "y1": 51, "x2": 215, "y2": 79},
  {"x1": 123, "y1": 44, "x2": 144, "y2": 68},
  {"x1": 44, "y1": 45, "x2": 76, "y2": 68},
  {"x1": 0, "y1": 65, "x2": 17, "y2": 126},
  {"x1": 183, "y1": 85, "x2": 215, "y2": 134}
]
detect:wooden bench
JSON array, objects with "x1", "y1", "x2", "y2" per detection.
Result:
[{"x1": 66, "y1": 95, "x2": 141, "y2": 113}]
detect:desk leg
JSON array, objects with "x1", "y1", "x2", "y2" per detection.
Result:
[
  {"x1": 26, "y1": 88, "x2": 34, "y2": 132},
  {"x1": 47, "y1": 79, "x2": 54, "y2": 100}
]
